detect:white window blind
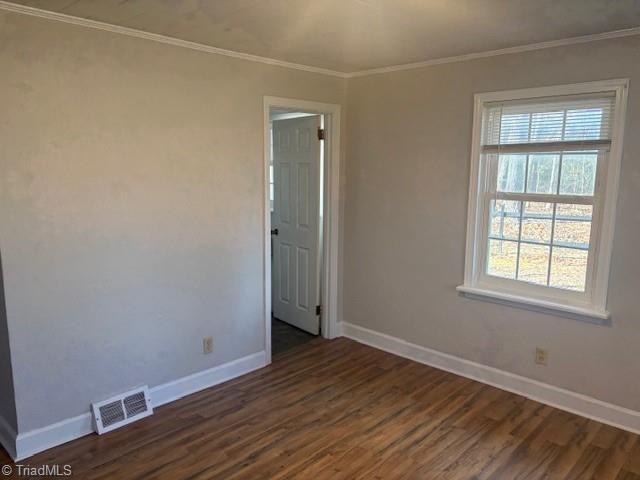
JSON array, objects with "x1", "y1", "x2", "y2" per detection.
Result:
[
  {"x1": 482, "y1": 94, "x2": 615, "y2": 152},
  {"x1": 459, "y1": 80, "x2": 628, "y2": 321}
]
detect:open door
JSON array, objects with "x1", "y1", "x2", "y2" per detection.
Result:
[{"x1": 272, "y1": 115, "x2": 322, "y2": 335}]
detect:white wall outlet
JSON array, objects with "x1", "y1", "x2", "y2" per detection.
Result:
[
  {"x1": 535, "y1": 347, "x2": 548, "y2": 366},
  {"x1": 203, "y1": 336, "x2": 213, "y2": 354}
]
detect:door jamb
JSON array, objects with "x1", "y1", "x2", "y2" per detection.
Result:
[{"x1": 263, "y1": 96, "x2": 342, "y2": 364}]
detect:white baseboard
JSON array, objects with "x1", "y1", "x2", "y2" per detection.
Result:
[
  {"x1": 13, "y1": 351, "x2": 267, "y2": 461},
  {"x1": 0, "y1": 414, "x2": 17, "y2": 460},
  {"x1": 150, "y1": 351, "x2": 266, "y2": 408},
  {"x1": 14, "y1": 413, "x2": 93, "y2": 462},
  {"x1": 342, "y1": 322, "x2": 640, "y2": 435}
]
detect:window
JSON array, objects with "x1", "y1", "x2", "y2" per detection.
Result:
[{"x1": 458, "y1": 80, "x2": 628, "y2": 321}]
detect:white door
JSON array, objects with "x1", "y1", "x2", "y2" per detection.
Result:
[{"x1": 272, "y1": 115, "x2": 322, "y2": 335}]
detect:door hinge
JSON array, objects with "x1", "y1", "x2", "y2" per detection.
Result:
[
  {"x1": 317, "y1": 128, "x2": 325, "y2": 141},
  {"x1": 315, "y1": 305, "x2": 322, "y2": 316}
]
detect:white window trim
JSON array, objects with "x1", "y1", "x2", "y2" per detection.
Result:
[{"x1": 458, "y1": 79, "x2": 629, "y2": 323}]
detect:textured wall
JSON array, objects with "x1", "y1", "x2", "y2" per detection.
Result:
[
  {"x1": 345, "y1": 36, "x2": 640, "y2": 411},
  {"x1": 0, "y1": 11, "x2": 346, "y2": 432}
]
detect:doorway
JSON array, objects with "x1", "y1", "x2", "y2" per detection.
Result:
[
  {"x1": 270, "y1": 110, "x2": 322, "y2": 354},
  {"x1": 263, "y1": 97, "x2": 341, "y2": 363}
]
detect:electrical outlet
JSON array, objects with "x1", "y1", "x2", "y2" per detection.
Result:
[
  {"x1": 535, "y1": 347, "x2": 548, "y2": 366},
  {"x1": 203, "y1": 337, "x2": 213, "y2": 354}
]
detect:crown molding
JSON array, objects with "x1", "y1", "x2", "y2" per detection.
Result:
[
  {"x1": 1, "y1": 1, "x2": 639, "y2": 80},
  {"x1": 345, "y1": 27, "x2": 640, "y2": 78},
  {"x1": 0, "y1": 1, "x2": 348, "y2": 78}
]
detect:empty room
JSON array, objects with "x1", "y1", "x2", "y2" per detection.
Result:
[{"x1": 1, "y1": 1, "x2": 640, "y2": 478}]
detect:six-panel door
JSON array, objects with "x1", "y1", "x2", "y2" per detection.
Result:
[{"x1": 272, "y1": 115, "x2": 322, "y2": 335}]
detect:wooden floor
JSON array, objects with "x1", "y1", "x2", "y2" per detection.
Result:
[{"x1": 2, "y1": 337, "x2": 639, "y2": 479}]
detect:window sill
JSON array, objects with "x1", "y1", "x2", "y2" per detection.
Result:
[{"x1": 456, "y1": 285, "x2": 611, "y2": 325}]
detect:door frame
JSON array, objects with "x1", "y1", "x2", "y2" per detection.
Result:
[{"x1": 263, "y1": 96, "x2": 342, "y2": 364}]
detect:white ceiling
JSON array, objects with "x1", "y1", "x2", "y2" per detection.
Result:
[{"x1": 10, "y1": 0, "x2": 640, "y2": 73}]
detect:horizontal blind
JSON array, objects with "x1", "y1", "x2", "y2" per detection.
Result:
[{"x1": 482, "y1": 93, "x2": 616, "y2": 154}]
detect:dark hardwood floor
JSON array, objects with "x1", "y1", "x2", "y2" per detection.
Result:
[
  {"x1": 272, "y1": 317, "x2": 316, "y2": 355},
  {"x1": 1, "y1": 337, "x2": 639, "y2": 479}
]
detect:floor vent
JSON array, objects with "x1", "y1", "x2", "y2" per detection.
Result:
[{"x1": 91, "y1": 386, "x2": 153, "y2": 434}]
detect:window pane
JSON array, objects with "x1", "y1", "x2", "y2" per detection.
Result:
[
  {"x1": 530, "y1": 111, "x2": 564, "y2": 142},
  {"x1": 269, "y1": 165, "x2": 274, "y2": 183},
  {"x1": 553, "y1": 204, "x2": 592, "y2": 249},
  {"x1": 521, "y1": 202, "x2": 553, "y2": 244},
  {"x1": 549, "y1": 247, "x2": 588, "y2": 291},
  {"x1": 500, "y1": 113, "x2": 530, "y2": 144},
  {"x1": 527, "y1": 154, "x2": 560, "y2": 194},
  {"x1": 489, "y1": 200, "x2": 521, "y2": 240},
  {"x1": 517, "y1": 243, "x2": 550, "y2": 286},
  {"x1": 564, "y1": 108, "x2": 604, "y2": 141},
  {"x1": 559, "y1": 153, "x2": 597, "y2": 196},
  {"x1": 497, "y1": 154, "x2": 526, "y2": 193},
  {"x1": 487, "y1": 240, "x2": 518, "y2": 279}
]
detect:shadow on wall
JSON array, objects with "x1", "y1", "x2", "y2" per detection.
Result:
[{"x1": 0, "y1": 250, "x2": 18, "y2": 436}]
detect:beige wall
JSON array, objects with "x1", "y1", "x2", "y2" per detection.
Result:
[
  {"x1": 0, "y1": 10, "x2": 346, "y2": 432},
  {"x1": 345, "y1": 35, "x2": 640, "y2": 411}
]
